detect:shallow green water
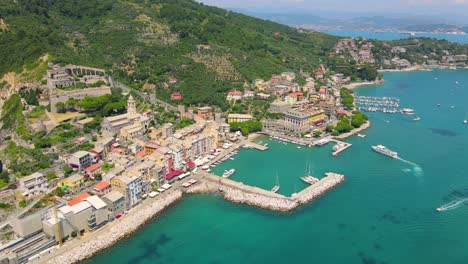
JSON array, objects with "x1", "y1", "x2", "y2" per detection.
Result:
[{"x1": 87, "y1": 69, "x2": 468, "y2": 264}]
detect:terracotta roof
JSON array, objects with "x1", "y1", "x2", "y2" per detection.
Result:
[
  {"x1": 228, "y1": 91, "x2": 243, "y2": 95},
  {"x1": 94, "y1": 181, "x2": 110, "y2": 191},
  {"x1": 68, "y1": 192, "x2": 90, "y2": 206},
  {"x1": 85, "y1": 163, "x2": 101, "y2": 172},
  {"x1": 289, "y1": 92, "x2": 303, "y2": 97},
  {"x1": 137, "y1": 150, "x2": 146, "y2": 157},
  {"x1": 319, "y1": 88, "x2": 326, "y2": 94}
]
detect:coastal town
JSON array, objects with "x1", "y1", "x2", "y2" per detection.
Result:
[{"x1": 0, "y1": 33, "x2": 467, "y2": 263}]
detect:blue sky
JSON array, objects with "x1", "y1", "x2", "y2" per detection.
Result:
[{"x1": 198, "y1": 0, "x2": 468, "y2": 16}]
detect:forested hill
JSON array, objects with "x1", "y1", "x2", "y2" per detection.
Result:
[{"x1": 0, "y1": 0, "x2": 337, "y2": 108}]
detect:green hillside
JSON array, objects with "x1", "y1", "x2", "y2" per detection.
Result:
[{"x1": 0, "y1": 0, "x2": 337, "y2": 108}]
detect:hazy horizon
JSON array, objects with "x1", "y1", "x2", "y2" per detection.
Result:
[{"x1": 198, "y1": 0, "x2": 468, "y2": 23}]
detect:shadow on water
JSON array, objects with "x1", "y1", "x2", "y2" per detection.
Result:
[
  {"x1": 429, "y1": 128, "x2": 460, "y2": 137},
  {"x1": 127, "y1": 233, "x2": 172, "y2": 264}
]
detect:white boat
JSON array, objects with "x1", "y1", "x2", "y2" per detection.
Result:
[
  {"x1": 357, "y1": 134, "x2": 366, "y2": 138},
  {"x1": 401, "y1": 108, "x2": 415, "y2": 115},
  {"x1": 464, "y1": 112, "x2": 467, "y2": 124},
  {"x1": 271, "y1": 174, "x2": 280, "y2": 193},
  {"x1": 222, "y1": 169, "x2": 235, "y2": 178},
  {"x1": 436, "y1": 207, "x2": 444, "y2": 212},
  {"x1": 371, "y1": 145, "x2": 399, "y2": 159},
  {"x1": 413, "y1": 116, "x2": 421, "y2": 121}
]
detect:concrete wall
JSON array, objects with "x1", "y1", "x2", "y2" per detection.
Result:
[
  {"x1": 49, "y1": 87, "x2": 111, "y2": 112},
  {"x1": 10, "y1": 214, "x2": 42, "y2": 238}
]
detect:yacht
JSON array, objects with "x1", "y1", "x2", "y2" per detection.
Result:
[
  {"x1": 222, "y1": 169, "x2": 235, "y2": 178},
  {"x1": 271, "y1": 174, "x2": 280, "y2": 193},
  {"x1": 371, "y1": 145, "x2": 399, "y2": 159},
  {"x1": 436, "y1": 207, "x2": 445, "y2": 212},
  {"x1": 401, "y1": 108, "x2": 415, "y2": 115}
]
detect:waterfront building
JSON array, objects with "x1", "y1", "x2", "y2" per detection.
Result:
[
  {"x1": 284, "y1": 109, "x2": 310, "y2": 127},
  {"x1": 18, "y1": 172, "x2": 49, "y2": 197},
  {"x1": 227, "y1": 114, "x2": 253, "y2": 123},
  {"x1": 102, "y1": 191, "x2": 125, "y2": 221},
  {"x1": 111, "y1": 175, "x2": 143, "y2": 210},
  {"x1": 58, "y1": 174, "x2": 86, "y2": 194},
  {"x1": 68, "y1": 192, "x2": 90, "y2": 206},
  {"x1": 43, "y1": 196, "x2": 108, "y2": 241}
]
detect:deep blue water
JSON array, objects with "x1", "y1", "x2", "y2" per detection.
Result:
[
  {"x1": 87, "y1": 69, "x2": 468, "y2": 264},
  {"x1": 323, "y1": 30, "x2": 468, "y2": 44}
]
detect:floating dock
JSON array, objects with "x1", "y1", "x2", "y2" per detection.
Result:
[{"x1": 243, "y1": 141, "x2": 268, "y2": 151}]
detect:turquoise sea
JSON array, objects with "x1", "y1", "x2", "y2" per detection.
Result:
[
  {"x1": 323, "y1": 30, "x2": 468, "y2": 44},
  {"x1": 87, "y1": 69, "x2": 468, "y2": 264}
]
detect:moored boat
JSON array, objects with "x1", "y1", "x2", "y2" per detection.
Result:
[{"x1": 222, "y1": 169, "x2": 235, "y2": 178}]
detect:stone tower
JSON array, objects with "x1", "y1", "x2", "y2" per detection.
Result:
[{"x1": 127, "y1": 95, "x2": 136, "y2": 115}]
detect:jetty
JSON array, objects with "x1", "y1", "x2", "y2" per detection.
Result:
[
  {"x1": 242, "y1": 140, "x2": 268, "y2": 151},
  {"x1": 330, "y1": 139, "x2": 352, "y2": 157},
  {"x1": 189, "y1": 171, "x2": 345, "y2": 212}
]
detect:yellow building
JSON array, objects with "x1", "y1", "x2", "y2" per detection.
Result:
[
  {"x1": 57, "y1": 174, "x2": 86, "y2": 194},
  {"x1": 228, "y1": 114, "x2": 253, "y2": 123},
  {"x1": 307, "y1": 109, "x2": 327, "y2": 125}
]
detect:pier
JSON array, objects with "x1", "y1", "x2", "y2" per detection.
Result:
[
  {"x1": 242, "y1": 140, "x2": 269, "y2": 151},
  {"x1": 330, "y1": 139, "x2": 352, "y2": 157},
  {"x1": 189, "y1": 171, "x2": 345, "y2": 212}
]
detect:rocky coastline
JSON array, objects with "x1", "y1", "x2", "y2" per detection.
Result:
[{"x1": 44, "y1": 191, "x2": 183, "y2": 264}]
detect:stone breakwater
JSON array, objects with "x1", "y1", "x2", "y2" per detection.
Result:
[
  {"x1": 334, "y1": 121, "x2": 371, "y2": 140},
  {"x1": 44, "y1": 191, "x2": 183, "y2": 264},
  {"x1": 186, "y1": 172, "x2": 345, "y2": 212}
]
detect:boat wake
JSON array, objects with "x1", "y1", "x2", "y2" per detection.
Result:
[
  {"x1": 397, "y1": 158, "x2": 424, "y2": 177},
  {"x1": 437, "y1": 198, "x2": 468, "y2": 212}
]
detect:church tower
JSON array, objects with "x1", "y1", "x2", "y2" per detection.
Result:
[{"x1": 127, "y1": 95, "x2": 136, "y2": 115}]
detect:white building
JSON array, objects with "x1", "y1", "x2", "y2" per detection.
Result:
[
  {"x1": 68, "y1": 151, "x2": 94, "y2": 170},
  {"x1": 18, "y1": 172, "x2": 49, "y2": 197}
]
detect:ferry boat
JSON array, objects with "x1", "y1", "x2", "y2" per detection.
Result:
[
  {"x1": 222, "y1": 169, "x2": 235, "y2": 178},
  {"x1": 371, "y1": 145, "x2": 399, "y2": 159},
  {"x1": 401, "y1": 108, "x2": 415, "y2": 115}
]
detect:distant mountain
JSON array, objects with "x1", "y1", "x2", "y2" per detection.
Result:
[{"x1": 231, "y1": 10, "x2": 468, "y2": 33}]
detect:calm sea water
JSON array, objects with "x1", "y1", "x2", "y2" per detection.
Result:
[
  {"x1": 87, "y1": 69, "x2": 468, "y2": 264},
  {"x1": 323, "y1": 30, "x2": 468, "y2": 44}
]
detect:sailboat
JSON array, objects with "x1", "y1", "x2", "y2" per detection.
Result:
[
  {"x1": 464, "y1": 112, "x2": 467, "y2": 124},
  {"x1": 271, "y1": 174, "x2": 280, "y2": 193}
]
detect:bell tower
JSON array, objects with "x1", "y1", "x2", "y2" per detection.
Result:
[{"x1": 127, "y1": 95, "x2": 136, "y2": 115}]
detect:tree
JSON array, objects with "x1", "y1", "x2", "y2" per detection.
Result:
[
  {"x1": 313, "y1": 130, "x2": 323, "y2": 137},
  {"x1": 55, "y1": 102, "x2": 66, "y2": 113},
  {"x1": 45, "y1": 171, "x2": 57, "y2": 181},
  {"x1": 63, "y1": 165, "x2": 74, "y2": 176}
]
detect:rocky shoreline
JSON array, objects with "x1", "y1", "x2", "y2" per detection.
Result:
[
  {"x1": 42, "y1": 173, "x2": 345, "y2": 263},
  {"x1": 44, "y1": 191, "x2": 183, "y2": 264}
]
